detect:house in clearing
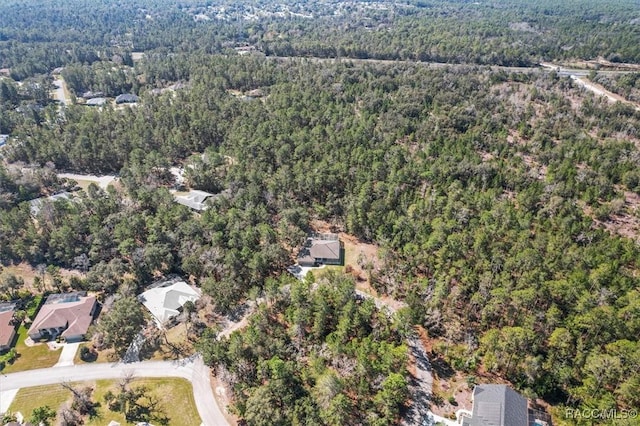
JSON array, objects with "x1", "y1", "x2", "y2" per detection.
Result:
[
  {"x1": 173, "y1": 189, "x2": 216, "y2": 211},
  {"x1": 0, "y1": 302, "x2": 18, "y2": 352},
  {"x1": 28, "y1": 191, "x2": 75, "y2": 216},
  {"x1": 137, "y1": 279, "x2": 201, "y2": 327},
  {"x1": 115, "y1": 93, "x2": 139, "y2": 104},
  {"x1": 297, "y1": 233, "x2": 343, "y2": 267},
  {"x1": 27, "y1": 292, "x2": 98, "y2": 342},
  {"x1": 460, "y1": 384, "x2": 551, "y2": 426},
  {"x1": 85, "y1": 97, "x2": 107, "y2": 107}
]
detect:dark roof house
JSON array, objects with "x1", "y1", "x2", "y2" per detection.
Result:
[
  {"x1": 27, "y1": 292, "x2": 97, "y2": 342},
  {"x1": 461, "y1": 384, "x2": 551, "y2": 426},
  {"x1": 297, "y1": 233, "x2": 343, "y2": 267}
]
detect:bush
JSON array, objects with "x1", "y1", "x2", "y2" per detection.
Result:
[
  {"x1": 26, "y1": 294, "x2": 44, "y2": 320},
  {"x1": 79, "y1": 346, "x2": 97, "y2": 362}
]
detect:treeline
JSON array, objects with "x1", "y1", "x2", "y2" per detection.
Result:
[
  {"x1": 2, "y1": 55, "x2": 640, "y2": 419},
  {"x1": 2, "y1": 0, "x2": 640, "y2": 81}
]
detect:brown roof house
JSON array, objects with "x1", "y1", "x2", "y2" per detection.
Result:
[
  {"x1": 28, "y1": 292, "x2": 97, "y2": 342},
  {"x1": 0, "y1": 302, "x2": 18, "y2": 352},
  {"x1": 297, "y1": 233, "x2": 343, "y2": 267}
]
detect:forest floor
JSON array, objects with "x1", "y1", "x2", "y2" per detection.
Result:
[{"x1": 0, "y1": 262, "x2": 81, "y2": 292}]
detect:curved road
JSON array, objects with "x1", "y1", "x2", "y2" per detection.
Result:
[{"x1": 1, "y1": 356, "x2": 228, "y2": 426}]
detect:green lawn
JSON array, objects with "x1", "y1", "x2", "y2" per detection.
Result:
[
  {"x1": 2, "y1": 325, "x2": 60, "y2": 373},
  {"x1": 9, "y1": 378, "x2": 201, "y2": 426},
  {"x1": 6, "y1": 384, "x2": 70, "y2": 420},
  {"x1": 73, "y1": 343, "x2": 114, "y2": 364}
]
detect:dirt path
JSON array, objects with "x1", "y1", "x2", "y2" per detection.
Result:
[{"x1": 571, "y1": 76, "x2": 640, "y2": 110}]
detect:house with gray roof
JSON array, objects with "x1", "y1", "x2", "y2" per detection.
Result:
[
  {"x1": 460, "y1": 384, "x2": 551, "y2": 426},
  {"x1": 28, "y1": 191, "x2": 75, "y2": 216},
  {"x1": 85, "y1": 97, "x2": 107, "y2": 106},
  {"x1": 297, "y1": 233, "x2": 343, "y2": 267},
  {"x1": 138, "y1": 278, "x2": 200, "y2": 327},
  {"x1": 115, "y1": 93, "x2": 139, "y2": 104},
  {"x1": 173, "y1": 189, "x2": 215, "y2": 211}
]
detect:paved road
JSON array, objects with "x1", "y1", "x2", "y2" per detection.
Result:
[
  {"x1": 1, "y1": 356, "x2": 228, "y2": 426},
  {"x1": 269, "y1": 55, "x2": 637, "y2": 76}
]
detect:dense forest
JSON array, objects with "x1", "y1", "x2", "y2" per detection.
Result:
[
  {"x1": 2, "y1": 0, "x2": 640, "y2": 81},
  {"x1": 2, "y1": 0, "x2": 640, "y2": 425}
]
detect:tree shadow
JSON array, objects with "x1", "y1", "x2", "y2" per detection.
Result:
[{"x1": 430, "y1": 356, "x2": 456, "y2": 380}]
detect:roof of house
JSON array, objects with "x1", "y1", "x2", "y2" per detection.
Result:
[
  {"x1": 27, "y1": 293, "x2": 96, "y2": 338},
  {"x1": 468, "y1": 384, "x2": 529, "y2": 426},
  {"x1": 115, "y1": 93, "x2": 139, "y2": 104},
  {"x1": 173, "y1": 189, "x2": 216, "y2": 211},
  {"x1": 0, "y1": 308, "x2": 16, "y2": 348},
  {"x1": 298, "y1": 235, "x2": 341, "y2": 263},
  {"x1": 86, "y1": 97, "x2": 107, "y2": 106},
  {"x1": 82, "y1": 90, "x2": 104, "y2": 98},
  {"x1": 28, "y1": 191, "x2": 75, "y2": 215},
  {"x1": 310, "y1": 239, "x2": 341, "y2": 260},
  {"x1": 138, "y1": 280, "x2": 200, "y2": 325}
]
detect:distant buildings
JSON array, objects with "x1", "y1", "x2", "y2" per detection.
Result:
[
  {"x1": 27, "y1": 292, "x2": 98, "y2": 342},
  {"x1": 297, "y1": 233, "x2": 343, "y2": 267}
]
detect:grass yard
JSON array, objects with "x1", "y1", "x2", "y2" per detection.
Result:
[
  {"x1": 1, "y1": 325, "x2": 60, "y2": 373},
  {"x1": 9, "y1": 378, "x2": 201, "y2": 426},
  {"x1": 73, "y1": 343, "x2": 115, "y2": 364},
  {"x1": 7, "y1": 384, "x2": 71, "y2": 420},
  {"x1": 147, "y1": 323, "x2": 194, "y2": 361}
]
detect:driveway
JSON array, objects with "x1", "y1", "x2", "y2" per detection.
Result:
[
  {"x1": 57, "y1": 173, "x2": 116, "y2": 190},
  {"x1": 53, "y1": 342, "x2": 80, "y2": 367},
  {"x1": 1, "y1": 356, "x2": 227, "y2": 426}
]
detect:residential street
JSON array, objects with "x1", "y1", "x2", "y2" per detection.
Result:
[{"x1": 1, "y1": 356, "x2": 228, "y2": 426}]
